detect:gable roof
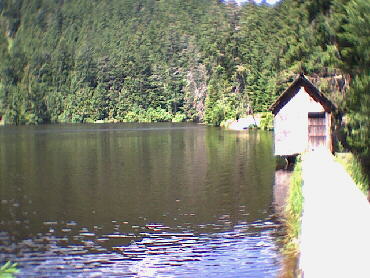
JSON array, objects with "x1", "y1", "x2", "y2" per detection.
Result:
[{"x1": 270, "y1": 73, "x2": 336, "y2": 115}]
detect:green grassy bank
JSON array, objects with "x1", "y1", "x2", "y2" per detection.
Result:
[
  {"x1": 284, "y1": 157, "x2": 303, "y2": 255},
  {"x1": 0, "y1": 262, "x2": 18, "y2": 278},
  {"x1": 278, "y1": 157, "x2": 304, "y2": 278},
  {"x1": 335, "y1": 153, "x2": 369, "y2": 195}
]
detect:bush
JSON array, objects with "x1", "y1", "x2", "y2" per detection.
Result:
[
  {"x1": 204, "y1": 103, "x2": 225, "y2": 126},
  {"x1": 0, "y1": 262, "x2": 18, "y2": 278},
  {"x1": 172, "y1": 112, "x2": 187, "y2": 122},
  {"x1": 123, "y1": 107, "x2": 173, "y2": 123},
  {"x1": 146, "y1": 107, "x2": 172, "y2": 122},
  {"x1": 259, "y1": 112, "x2": 274, "y2": 130}
]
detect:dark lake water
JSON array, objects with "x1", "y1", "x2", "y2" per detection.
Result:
[{"x1": 0, "y1": 123, "x2": 283, "y2": 277}]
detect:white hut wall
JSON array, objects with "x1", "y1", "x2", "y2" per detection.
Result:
[{"x1": 274, "y1": 87, "x2": 326, "y2": 156}]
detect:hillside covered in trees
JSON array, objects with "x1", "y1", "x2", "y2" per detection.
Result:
[{"x1": 0, "y1": 0, "x2": 369, "y2": 157}]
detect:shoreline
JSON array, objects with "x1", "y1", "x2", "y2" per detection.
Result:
[{"x1": 223, "y1": 115, "x2": 263, "y2": 131}]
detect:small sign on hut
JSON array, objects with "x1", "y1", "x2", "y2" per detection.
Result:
[{"x1": 270, "y1": 73, "x2": 336, "y2": 157}]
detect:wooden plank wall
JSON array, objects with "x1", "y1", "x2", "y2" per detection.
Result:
[{"x1": 308, "y1": 112, "x2": 327, "y2": 150}]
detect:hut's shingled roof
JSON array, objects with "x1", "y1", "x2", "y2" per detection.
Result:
[{"x1": 270, "y1": 73, "x2": 336, "y2": 115}]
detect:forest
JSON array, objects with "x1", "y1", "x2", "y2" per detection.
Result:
[{"x1": 0, "y1": 0, "x2": 369, "y2": 159}]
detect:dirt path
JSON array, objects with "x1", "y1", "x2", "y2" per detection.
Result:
[{"x1": 299, "y1": 150, "x2": 370, "y2": 278}]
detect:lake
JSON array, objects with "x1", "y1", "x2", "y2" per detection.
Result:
[{"x1": 0, "y1": 123, "x2": 283, "y2": 277}]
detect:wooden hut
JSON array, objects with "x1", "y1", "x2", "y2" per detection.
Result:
[{"x1": 270, "y1": 73, "x2": 336, "y2": 156}]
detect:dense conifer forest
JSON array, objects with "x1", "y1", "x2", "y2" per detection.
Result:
[{"x1": 0, "y1": 0, "x2": 369, "y2": 158}]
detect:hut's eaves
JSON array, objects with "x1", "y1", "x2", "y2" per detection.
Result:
[{"x1": 270, "y1": 73, "x2": 336, "y2": 115}]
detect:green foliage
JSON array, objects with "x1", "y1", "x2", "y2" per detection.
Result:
[
  {"x1": 335, "y1": 152, "x2": 369, "y2": 194},
  {"x1": 171, "y1": 112, "x2": 187, "y2": 123},
  {"x1": 284, "y1": 158, "x2": 303, "y2": 255},
  {"x1": 333, "y1": 0, "x2": 370, "y2": 159},
  {"x1": 204, "y1": 97, "x2": 238, "y2": 126},
  {"x1": 259, "y1": 112, "x2": 274, "y2": 130},
  {"x1": 335, "y1": 0, "x2": 370, "y2": 76},
  {"x1": 0, "y1": 262, "x2": 18, "y2": 278},
  {"x1": 0, "y1": 0, "x2": 292, "y2": 125},
  {"x1": 123, "y1": 107, "x2": 173, "y2": 123},
  {"x1": 204, "y1": 102, "x2": 225, "y2": 126},
  {"x1": 344, "y1": 74, "x2": 370, "y2": 158}
]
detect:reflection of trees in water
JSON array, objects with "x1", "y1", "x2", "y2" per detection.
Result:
[
  {"x1": 0, "y1": 125, "x2": 286, "y2": 277},
  {"x1": 203, "y1": 129, "x2": 275, "y2": 225},
  {"x1": 0, "y1": 125, "x2": 277, "y2": 235}
]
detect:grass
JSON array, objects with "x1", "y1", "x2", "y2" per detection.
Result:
[
  {"x1": 335, "y1": 152, "x2": 369, "y2": 195},
  {"x1": 0, "y1": 262, "x2": 18, "y2": 278},
  {"x1": 278, "y1": 158, "x2": 304, "y2": 278},
  {"x1": 284, "y1": 157, "x2": 303, "y2": 255}
]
